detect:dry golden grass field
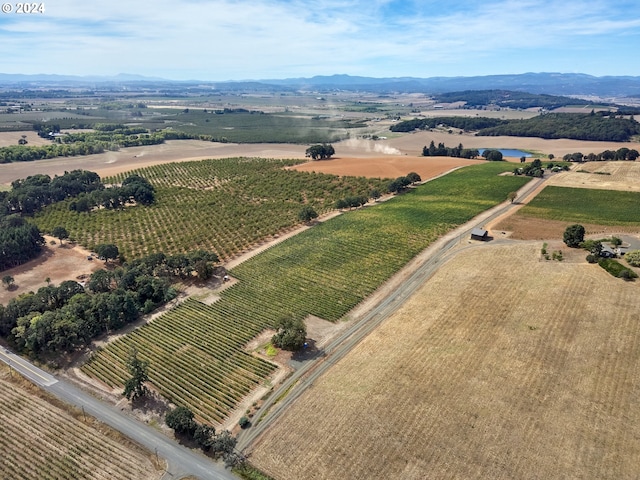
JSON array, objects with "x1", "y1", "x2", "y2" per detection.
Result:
[
  {"x1": 0, "y1": 366, "x2": 160, "y2": 479},
  {"x1": 386, "y1": 130, "x2": 640, "y2": 159},
  {"x1": 250, "y1": 243, "x2": 640, "y2": 480},
  {"x1": 548, "y1": 161, "x2": 640, "y2": 192}
]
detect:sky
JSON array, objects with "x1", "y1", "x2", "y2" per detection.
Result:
[{"x1": 0, "y1": 0, "x2": 639, "y2": 81}]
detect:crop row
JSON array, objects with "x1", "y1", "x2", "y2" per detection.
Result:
[
  {"x1": 518, "y1": 185, "x2": 640, "y2": 226},
  {"x1": 82, "y1": 162, "x2": 529, "y2": 424},
  {"x1": 84, "y1": 299, "x2": 277, "y2": 424},
  {"x1": 0, "y1": 376, "x2": 151, "y2": 479}
]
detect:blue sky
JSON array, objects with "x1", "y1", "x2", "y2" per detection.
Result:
[{"x1": 1, "y1": 0, "x2": 639, "y2": 80}]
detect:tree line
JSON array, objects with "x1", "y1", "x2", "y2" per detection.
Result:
[
  {"x1": 562, "y1": 147, "x2": 639, "y2": 162},
  {"x1": 390, "y1": 116, "x2": 505, "y2": 133},
  {"x1": 432, "y1": 90, "x2": 592, "y2": 110},
  {"x1": 422, "y1": 141, "x2": 480, "y2": 158},
  {"x1": 0, "y1": 127, "x2": 227, "y2": 164},
  {"x1": 391, "y1": 112, "x2": 639, "y2": 142},
  {"x1": 477, "y1": 112, "x2": 640, "y2": 142},
  {"x1": 0, "y1": 249, "x2": 218, "y2": 357}
]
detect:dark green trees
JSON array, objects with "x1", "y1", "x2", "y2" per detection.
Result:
[
  {"x1": 51, "y1": 226, "x2": 69, "y2": 245},
  {"x1": 298, "y1": 206, "x2": 319, "y2": 223},
  {"x1": 305, "y1": 143, "x2": 335, "y2": 160},
  {"x1": 123, "y1": 348, "x2": 150, "y2": 401},
  {"x1": 0, "y1": 216, "x2": 44, "y2": 271},
  {"x1": 482, "y1": 149, "x2": 504, "y2": 161},
  {"x1": 272, "y1": 315, "x2": 307, "y2": 351},
  {"x1": 166, "y1": 406, "x2": 197, "y2": 435},
  {"x1": 95, "y1": 243, "x2": 119, "y2": 263},
  {"x1": 563, "y1": 224, "x2": 585, "y2": 247}
]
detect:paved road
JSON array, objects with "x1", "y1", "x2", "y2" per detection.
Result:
[
  {"x1": 0, "y1": 347, "x2": 234, "y2": 480},
  {"x1": 238, "y1": 175, "x2": 547, "y2": 452},
  {"x1": 0, "y1": 346, "x2": 57, "y2": 386}
]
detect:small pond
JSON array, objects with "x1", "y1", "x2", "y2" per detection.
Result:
[{"x1": 478, "y1": 148, "x2": 532, "y2": 158}]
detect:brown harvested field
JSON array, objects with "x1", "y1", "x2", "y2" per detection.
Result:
[
  {"x1": 547, "y1": 161, "x2": 640, "y2": 192},
  {"x1": 0, "y1": 366, "x2": 161, "y2": 479},
  {"x1": 492, "y1": 216, "x2": 640, "y2": 241},
  {"x1": 250, "y1": 243, "x2": 640, "y2": 480},
  {"x1": 291, "y1": 155, "x2": 482, "y2": 179},
  {"x1": 0, "y1": 130, "x2": 51, "y2": 147},
  {"x1": 0, "y1": 236, "x2": 100, "y2": 305}
]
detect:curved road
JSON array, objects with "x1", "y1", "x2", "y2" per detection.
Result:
[{"x1": 238, "y1": 175, "x2": 547, "y2": 452}]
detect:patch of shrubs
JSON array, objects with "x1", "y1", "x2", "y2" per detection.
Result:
[
  {"x1": 598, "y1": 258, "x2": 638, "y2": 281},
  {"x1": 625, "y1": 250, "x2": 640, "y2": 267},
  {"x1": 165, "y1": 405, "x2": 238, "y2": 458}
]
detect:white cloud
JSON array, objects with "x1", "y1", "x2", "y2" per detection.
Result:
[{"x1": 0, "y1": 0, "x2": 638, "y2": 78}]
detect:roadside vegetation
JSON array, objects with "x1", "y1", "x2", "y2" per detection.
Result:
[{"x1": 82, "y1": 162, "x2": 529, "y2": 424}]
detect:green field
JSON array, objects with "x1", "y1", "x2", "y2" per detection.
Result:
[
  {"x1": 0, "y1": 105, "x2": 366, "y2": 143},
  {"x1": 156, "y1": 110, "x2": 365, "y2": 143},
  {"x1": 518, "y1": 186, "x2": 640, "y2": 225},
  {"x1": 81, "y1": 161, "x2": 529, "y2": 424},
  {"x1": 33, "y1": 157, "x2": 389, "y2": 261}
]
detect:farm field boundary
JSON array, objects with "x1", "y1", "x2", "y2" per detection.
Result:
[{"x1": 81, "y1": 162, "x2": 530, "y2": 426}]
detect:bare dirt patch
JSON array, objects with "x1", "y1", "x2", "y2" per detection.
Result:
[
  {"x1": 0, "y1": 236, "x2": 100, "y2": 305},
  {"x1": 292, "y1": 155, "x2": 482, "y2": 179},
  {"x1": 492, "y1": 216, "x2": 640, "y2": 241},
  {"x1": 250, "y1": 243, "x2": 640, "y2": 480}
]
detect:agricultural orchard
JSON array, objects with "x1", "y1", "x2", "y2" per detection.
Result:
[
  {"x1": 82, "y1": 162, "x2": 529, "y2": 424},
  {"x1": 0, "y1": 367, "x2": 157, "y2": 480},
  {"x1": 34, "y1": 157, "x2": 390, "y2": 261}
]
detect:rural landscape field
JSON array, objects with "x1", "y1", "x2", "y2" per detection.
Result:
[
  {"x1": 1, "y1": 72, "x2": 640, "y2": 480},
  {"x1": 0, "y1": 365, "x2": 160, "y2": 479},
  {"x1": 249, "y1": 241, "x2": 640, "y2": 479}
]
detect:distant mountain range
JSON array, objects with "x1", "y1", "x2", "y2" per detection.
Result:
[{"x1": 1, "y1": 72, "x2": 640, "y2": 98}]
